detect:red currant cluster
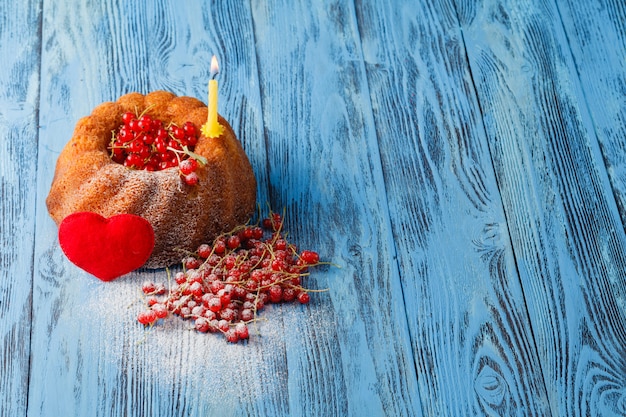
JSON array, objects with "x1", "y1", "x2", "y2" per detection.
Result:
[
  {"x1": 137, "y1": 212, "x2": 324, "y2": 343},
  {"x1": 108, "y1": 110, "x2": 205, "y2": 185}
]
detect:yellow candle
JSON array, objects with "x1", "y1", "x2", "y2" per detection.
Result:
[
  {"x1": 208, "y1": 78, "x2": 218, "y2": 126},
  {"x1": 201, "y1": 55, "x2": 224, "y2": 138}
]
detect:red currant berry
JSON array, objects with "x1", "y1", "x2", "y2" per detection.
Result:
[
  {"x1": 297, "y1": 292, "x2": 310, "y2": 304},
  {"x1": 142, "y1": 134, "x2": 155, "y2": 145},
  {"x1": 195, "y1": 317, "x2": 210, "y2": 333},
  {"x1": 213, "y1": 239, "x2": 226, "y2": 255},
  {"x1": 282, "y1": 288, "x2": 296, "y2": 302},
  {"x1": 180, "y1": 306, "x2": 191, "y2": 318},
  {"x1": 191, "y1": 305, "x2": 206, "y2": 318},
  {"x1": 154, "y1": 138, "x2": 168, "y2": 154},
  {"x1": 245, "y1": 279, "x2": 258, "y2": 292},
  {"x1": 219, "y1": 308, "x2": 236, "y2": 322},
  {"x1": 118, "y1": 127, "x2": 134, "y2": 142},
  {"x1": 168, "y1": 139, "x2": 182, "y2": 151},
  {"x1": 138, "y1": 115, "x2": 152, "y2": 131},
  {"x1": 179, "y1": 158, "x2": 198, "y2": 175},
  {"x1": 139, "y1": 145, "x2": 151, "y2": 160},
  {"x1": 227, "y1": 235, "x2": 240, "y2": 249},
  {"x1": 128, "y1": 139, "x2": 143, "y2": 153},
  {"x1": 233, "y1": 286, "x2": 247, "y2": 300},
  {"x1": 124, "y1": 153, "x2": 144, "y2": 169},
  {"x1": 184, "y1": 256, "x2": 201, "y2": 270},
  {"x1": 269, "y1": 285, "x2": 283, "y2": 303},
  {"x1": 217, "y1": 320, "x2": 230, "y2": 332},
  {"x1": 217, "y1": 288, "x2": 231, "y2": 305},
  {"x1": 184, "y1": 172, "x2": 199, "y2": 186},
  {"x1": 172, "y1": 126, "x2": 185, "y2": 140},
  {"x1": 300, "y1": 250, "x2": 320, "y2": 265},
  {"x1": 174, "y1": 272, "x2": 187, "y2": 285},
  {"x1": 240, "y1": 308, "x2": 254, "y2": 321},
  {"x1": 189, "y1": 281, "x2": 204, "y2": 298},
  {"x1": 142, "y1": 281, "x2": 156, "y2": 294},
  {"x1": 207, "y1": 297, "x2": 222, "y2": 313},
  {"x1": 156, "y1": 128, "x2": 168, "y2": 140},
  {"x1": 225, "y1": 329, "x2": 240, "y2": 343},
  {"x1": 122, "y1": 112, "x2": 135, "y2": 125},
  {"x1": 183, "y1": 121, "x2": 197, "y2": 136},
  {"x1": 235, "y1": 322, "x2": 249, "y2": 340},
  {"x1": 209, "y1": 280, "x2": 225, "y2": 294},
  {"x1": 137, "y1": 310, "x2": 157, "y2": 325},
  {"x1": 252, "y1": 227, "x2": 264, "y2": 240},
  {"x1": 271, "y1": 213, "x2": 283, "y2": 230},
  {"x1": 197, "y1": 244, "x2": 212, "y2": 258},
  {"x1": 224, "y1": 255, "x2": 237, "y2": 270},
  {"x1": 271, "y1": 259, "x2": 286, "y2": 271},
  {"x1": 129, "y1": 118, "x2": 141, "y2": 132},
  {"x1": 153, "y1": 303, "x2": 168, "y2": 319}
]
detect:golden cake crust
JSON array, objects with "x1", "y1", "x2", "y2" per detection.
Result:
[{"x1": 46, "y1": 91, "x2": 257, "y2": 268}]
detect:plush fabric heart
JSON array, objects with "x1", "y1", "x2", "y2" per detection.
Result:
[{"x1": 58, "y1": 212, "x2": 155, "y2": 281}]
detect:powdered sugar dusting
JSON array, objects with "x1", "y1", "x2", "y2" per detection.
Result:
[{"x1": 73, "y1": 266, "x2": 332, "y2": 413}]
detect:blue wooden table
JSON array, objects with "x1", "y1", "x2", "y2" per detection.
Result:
[{"x1": 2, "y1": 0, "x2": 625, "y2": 416}]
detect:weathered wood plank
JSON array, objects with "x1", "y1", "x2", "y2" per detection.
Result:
[
  {"x1": 556, "y1": 0, "x2": 626, "y2": 224},
  {"x1": 250, "y1": 0, "x2": 421, "y2": 416},
  {"x1": 458, "y1": 0, "x2": 626, "y2": 415},
  {"x1": 356, "y1": 0, "x2": 551, "y2": 415},
  {"x1": 20, "y1": 0, "x2": 625, "y2": 416},
  {"x1": 0, "y1": 1, "x2": 41, "y2": 417},
  {"x1": 30, "y1": 1, "x2": 282, "y2": 416}
]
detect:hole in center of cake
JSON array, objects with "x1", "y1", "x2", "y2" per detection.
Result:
[{"x1": 107, "y1": 109, "x2": 206, "y2": 185}]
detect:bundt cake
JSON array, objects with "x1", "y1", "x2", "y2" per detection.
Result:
[{"x1": 46, "y1": 90, "x2": 257, "y2": 268}]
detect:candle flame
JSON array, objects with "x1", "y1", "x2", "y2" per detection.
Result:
[{"x1": 210, "y1": 55, "x2": 219, "y2": 79}]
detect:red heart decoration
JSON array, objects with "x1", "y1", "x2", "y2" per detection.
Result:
[{"x1": 58, "y1": 212, "x2": 155, "y2": 281}]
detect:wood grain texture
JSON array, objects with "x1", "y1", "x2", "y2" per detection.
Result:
[
  {"x1": 556, "y1": 0, "x2": 626, "y2": 224},
  {"x1": 250, "y1": 0, "x2": 421, "y2": 416},
  {"x1": 356, "y1": 0, "x2": 551, "y2": 415},
  {"x1": 458, "y1": 0, "x2": 626, "y2": 415},
  {"x1": 3, "y1": 0, "x2": 624, "y2": 416},
  {"x1": 0, "y1": 1, "x2": 41, "y2": 417}
]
